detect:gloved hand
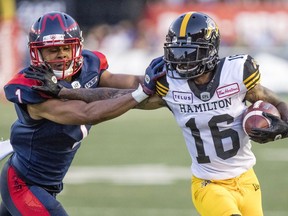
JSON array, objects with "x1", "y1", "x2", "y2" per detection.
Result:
[
  {"x1": 143, "y1": 56, "x2": 166, "y2": 95},
  {"x1": 250, "y1": 112, "x2": 288, "y2": 144},
  {"x1": 24, "y1": 64, "x2": 63, "y2": 97}
]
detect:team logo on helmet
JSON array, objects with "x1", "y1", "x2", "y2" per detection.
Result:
[
  {"x1": 43, "y1": 34, "x2": 65, "y2": 44},
  {"x1": 205, "y1": 17, "x2": 219, "y2": 40}
]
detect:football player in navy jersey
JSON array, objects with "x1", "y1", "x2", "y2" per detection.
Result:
[
  {"x1": 0, "y1": 11, "x2": 164, "y2": 216},
  {"x1": 28, "y1": 12, "x2": 288, "y2": 216}
]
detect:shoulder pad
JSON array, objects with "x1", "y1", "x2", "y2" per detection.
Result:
[
  {"x1": 243, "y1": 55, "x2": 261, "y2": 90},
  {"x1": 4, "y1": 72, "x2": 48, "y2": 104},
  {"x1": 91, "y1": 50, "x2": 109, "y2": 71},
  {"x1": 82, "y1": 50, "x2": 108, "y2": 78}
]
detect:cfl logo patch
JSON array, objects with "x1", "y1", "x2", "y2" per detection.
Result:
[{"x1": 71, "y1": 81, "x2": 81, "y2": 89}]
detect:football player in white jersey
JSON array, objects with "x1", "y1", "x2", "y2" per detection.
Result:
[
  {"x1": 2, "y1": 11, "x2": 288, "y2": 216},
  {"x1": 148, "y1": 12, "x2": 288, "y2": 216}
]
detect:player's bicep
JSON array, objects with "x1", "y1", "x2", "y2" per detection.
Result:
[
  {"x1": 245, "y1": 84, "x2": 265, "y2": 103},
  {"x1": 27, "y1": 99, "x2": 90, "y2": 125},
  {"x1": 245, "y1": 84, "x2": 282, "y2": 106},
  {"x1": 99, "y1": 70, "x2": 143, "y2": 89}
]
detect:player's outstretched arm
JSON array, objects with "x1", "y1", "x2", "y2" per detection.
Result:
[
  {"x1": 27, "y1": 84, "x2": 149, "y2": 125},
  {"x1": 24, "y1": 56, "x2": 166, "y2": 108},
  {"x1": 24, "y1": 65, "x2": 135, "y2": 102},
  {"x1": 58, "y1": 87, "x2": 136, "y2": 103}
]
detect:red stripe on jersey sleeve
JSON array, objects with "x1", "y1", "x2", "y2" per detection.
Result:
[
  {"x1": 6, "y1": 73, "x2": 40, "y2": 87},
  {"x1": 91, "y1": 51, "x2": 108, "y2": 71},
  {"x1": 5, "y1": 73, "x2": 52, "y2": 100}
]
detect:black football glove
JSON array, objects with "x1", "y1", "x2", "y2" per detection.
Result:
[
  {"x1": 249, "y1": 112, "x2": 288, "y2": 144},
  {"x1": 143, "y1": 56, "x2": 166, "y2": 95},
  {"x1": 24, "y1": 64, "x2": 63, "y2": 97}
]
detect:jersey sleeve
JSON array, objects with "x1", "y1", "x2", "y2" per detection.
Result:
[
  {"x1": 91, "y1": 51, "x2": 109, "y2": 74},
  {"x1": 4, "y1": 71, "x2": 50, "y2": 104},
  {"x1": 156, "y1": 75, "x2": 169, "y2": 97},
  {"x1": 242, "y1": 55, "x2": 261, "y2": 91}
]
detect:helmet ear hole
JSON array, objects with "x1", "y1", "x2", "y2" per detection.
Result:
[{"x1": 163, "y1": 12, "x2": 220, "y2": 79}]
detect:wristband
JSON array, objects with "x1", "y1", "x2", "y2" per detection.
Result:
[{"x1": 131, "y1": 84, "x2": 149, "y2": 103}]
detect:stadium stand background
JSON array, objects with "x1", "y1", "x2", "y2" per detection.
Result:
[{"x1": 1, "y1": 0, "x2": 288, "y2": 100}]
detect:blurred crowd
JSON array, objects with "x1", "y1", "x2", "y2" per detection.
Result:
[
  {"x1": 1, "y1": 0, "x2": 288, "y2": 97},
  {"x1": 14, "y1": 0, "x2": 288, "y2": 65},
  {"x1": 84, "y1": 20, "x2": 161, "y2": 55},
  {"x1": 12, "y1": 0, "x2": 288, "y2": 74},
  {"x1": 156, "y1": 0, "x2": 281, "y2": 3}
]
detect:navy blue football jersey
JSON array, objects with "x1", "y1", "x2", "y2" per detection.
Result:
[{"x1": 4, "y1": 50, "x2": 108, "y2": 185}]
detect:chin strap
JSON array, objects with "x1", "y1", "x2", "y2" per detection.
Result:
[{"x1": 52, "y1": 62, "x2": 74, "y2": 79}]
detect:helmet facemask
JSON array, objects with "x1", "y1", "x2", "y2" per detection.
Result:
[
  {"x1": 29, "y1": 38, "x2": 83, "y2": 79},
  {"x1": 164, "y1": 41, "x2": 217, "y2": 79}
]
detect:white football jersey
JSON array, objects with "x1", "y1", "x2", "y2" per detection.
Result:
[{"x1": 156, "y1": 54, "x2": 261, "y2": 180}]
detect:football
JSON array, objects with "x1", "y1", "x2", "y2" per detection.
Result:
[{"x1": 242, "y1": 100, "x2": 280, "y2": 135}]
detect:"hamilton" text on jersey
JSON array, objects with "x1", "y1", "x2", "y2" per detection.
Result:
[{"x1": 179, "y1": 98, "x2": 232, "y2": 113}]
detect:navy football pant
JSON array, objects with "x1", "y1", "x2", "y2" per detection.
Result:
[{"x1": 0, "y1": 161, "x2": 68, "y2": 216}]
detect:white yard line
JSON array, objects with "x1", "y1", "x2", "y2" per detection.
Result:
[
  {"x1": 65, "y1": 206, "x2": 287, "y2": 216},
  {"x1": 64, "y1": 164, "x2": 191, "y2": 185},
  {"x1": 64, "y1": 148, "x2": 288, "y2": 185},
  {"x1": 65, "y1": 206, "x2": 197, "y2": 216}
]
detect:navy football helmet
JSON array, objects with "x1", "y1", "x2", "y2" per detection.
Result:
[
  {"x1": 164, "y1": 12, "x2": 220, "y2": 79},
  {"x1": 28, "y1": 11, "x2": 83, "y2": 79}
]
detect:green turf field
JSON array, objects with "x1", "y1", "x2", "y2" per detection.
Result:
[{"x1": 1, "y1": 102, "x2": 288, "y2": 216}]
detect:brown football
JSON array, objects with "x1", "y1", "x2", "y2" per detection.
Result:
[{"x1": 242, "y1": 100, "x2": 280, "y2": 135}]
